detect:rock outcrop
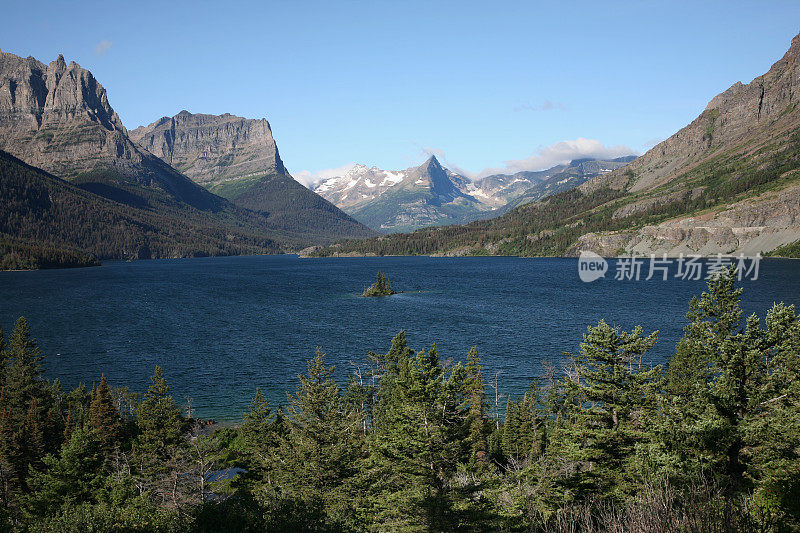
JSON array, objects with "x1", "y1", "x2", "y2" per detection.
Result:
[
  {"x1": 574, "y1": 184, "x2": 800, "y2": 257},
  {"x1": 0, "y1": 52, "x2": 220, "y2": 210},
  {"x1": 129, "y1": 111, "x2": 286, "y2": 188}
]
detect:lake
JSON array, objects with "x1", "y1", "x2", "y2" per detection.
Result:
[{"x1": 0, "y1": 255, "x2": 798, "y2": 421}]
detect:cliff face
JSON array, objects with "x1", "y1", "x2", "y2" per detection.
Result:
[
  {"x1": 129, "y1": 111, "x2": 287, "y2": 187},
  {"x1": 0, "y1": 53, "x2": 130, "y2": 176},
  {"x1": 0, "y1": 52, "x2": 222, "y2": 210},
  {"x1": 131, "y1": 110, "x2": 376, "y2": 239},
  {"x1": 574, "y1": 184, "x2": 800, "y2": 257}
]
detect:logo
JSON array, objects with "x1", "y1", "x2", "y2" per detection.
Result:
[{"x1": 578, "y1": 251, "x2": 608, "y2": 282}]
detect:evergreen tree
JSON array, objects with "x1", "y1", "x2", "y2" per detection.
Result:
[
  {"x1": 240, "y1": 388, "x2": 283, "y2": 496},
  {"x1": 368, "y1": 340, "x2": 470, "y2": 529},
  {"x1": 660, "y1": 269, "x2": 768, "y2": 491},
  {"x1": 555, "y1": 320, "x2": 660, "y2": 500},
  {"x1": 0, "y1": 389, "x2": 21, "y2": 507},
  {"x1": 88, "y1": 375, "x2": 122, "y2": 451},
  {"x1": 64, "y1": 383, "x2": 91, "y2": 434},
  {"x1": 23, "y1": 426, "x2": 105, "y2": 517},
  {"x1": 4, "y1": 317, "x2": 47, "y2": 424},
  {"x1": 133, "y1": 366, "x2": 183, "y2": 477},
  {"x1": 748, "y1": 302, "x2": 800, "y2": 521},
  {"x1": 0, "y1": 317, "x2": 52, "y2": 493},
  {"x1": 501, "y1": 382, "x2": 547, "y2": 464},
  {"x1": 666, "y1": 268, "x2": 742, "y2": 399},
  {"x1": 0, "y1": 323, "x2": 6, "y2": 386},
  {"x1": 278, "y1": 350, "x2": 364, "y2": 526},
  {"x1": 464, "y1": 347, "x2": 489, "y2": 468}
]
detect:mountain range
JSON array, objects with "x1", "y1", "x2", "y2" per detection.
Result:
[
  {"x1": 7, "y1": 30, "x2": 800, "y2": 268},
  {"x1": 313, "y1": 155, "x2": 635, "y2": 231},
  {"x1": 312, "y1": 31, "x2": 800, "y2": 258},
  {"x1": 0, "y1": 51, "x2": 374, "y2": 267}
]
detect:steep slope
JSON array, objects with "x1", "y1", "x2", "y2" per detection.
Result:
[
  {"x1": 130, "y1": 111, "x2": 286, "y2": 188},
  {"x1": 315, "y1": 156, "x2": 490, "y2": 232},
  {"x1": 0, "y1": 149, "x2": 281, "y2": 268},
  {"x1": 313, "y1": 32, "x2": 800, "y2": 258},
  {"x1": 130, "y1": 111, "x2": 375, "y2": 241},
  {"x1": 0, "y1": 52, "x2": 221, "y2": 211}
]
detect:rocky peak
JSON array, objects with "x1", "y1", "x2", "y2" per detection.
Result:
[
  {"x1": 423, "y1": 154, "x2": 442, "y2": 168},
  {"x1": 129, "y1": 111, "x2": 288, "y2": 187},
  {"x1": 0, "y1": 52, "x2": 134, "y2": 175},
  {"x1": 0, "y1": 51, "x2": 224, "y2": 210}
]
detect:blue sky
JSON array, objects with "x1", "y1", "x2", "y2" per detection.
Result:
[{"x1": 3, "y1": 1, "x2": 800, "y2": 183}]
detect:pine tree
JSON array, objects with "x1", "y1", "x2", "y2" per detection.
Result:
[
  {"x1": 88, "y1": 375, "x2": 122, "y2": 451},
  {"x1": 502, "y1": 382, "x2": 547, "y2": 464},
  {"x1": 278, "y1": 349, "x2": 364, "y2": 525},
  {"x1": 748, "y1": 302, "x2": 800, "y2": 520},
  {"x1": 0, "y1": 389, "x2": 21, "y2": 507},
  {"x1": 660, "y1": 269, "x2": 767, "y2": 491},
  {"x1": 133, "y1": 366, "x2": 183, "y2": 476},
  {"x1": 666, "y1": 268, "x2": 742, "y2": 399},
  {"x1": 0, "y1": 323, "x2": 6, "y2": 387},
  {"x1": 1, "y1": 317, "x2": 51, "y2": 493},
  {"x1": 65, "y1": 383, "x2": 91, "y2": 432},
  {"x1": 368, "y1": 340, "x2": 469, "y2": 529},
  {"x1": 555, "y1": 320, "x2": 660, "y2": 500},
  {"x1": 240, "y1": 388, "x2": 282, "y2": 493},
  {"x1": 241, "y1": 388, "x2": 273, "y2": 451},
  {"x1": 4, "y1": 317, "x2": 46, "y2": 424},
  {"x1": 23, "y1": 426, "x2": 105, "y2": 517},
  {"x1": 23, "y1": 398, "x2": 44, "y2": 471},
  {"x1": 464, "y1": 347, "x2": 488, "y2": 468}
]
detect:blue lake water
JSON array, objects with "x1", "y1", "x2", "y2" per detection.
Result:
[{"x1": 0, "y1": 255, "x2": 798, "y2": 421}]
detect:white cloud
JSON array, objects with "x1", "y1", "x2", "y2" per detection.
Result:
[
  {"x1": 421, "y1": 147, "x2": 445, "y2": 159},
  {"x1": 476, "y1": 138, "x2": 637, "y2": 178},
  {"x1": 93, "y1": 40, "x2": 113, "y2": 56},
  {"x1": 291, "y1": 163, "x2": 356, "y2": 188}
]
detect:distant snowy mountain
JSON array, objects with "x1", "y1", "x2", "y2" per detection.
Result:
[{"x1": 313, "y1": 155, "x2": 635, "y2": 231}]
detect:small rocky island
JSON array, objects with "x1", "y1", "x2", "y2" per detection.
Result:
[{"x1": 362, "y1": 271, "x2": 397, "y2": 297}]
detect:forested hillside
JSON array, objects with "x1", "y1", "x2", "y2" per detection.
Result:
[
  {"x1": 0, "y1": 150, "x2": 282, "y2": 267},
  {"x1": 0, "y1": 269, "x2": 797, "y2": 531}
]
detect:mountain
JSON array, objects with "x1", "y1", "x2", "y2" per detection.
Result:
[
  {"x1": 0, "y1": 52, "x2": 221, "y2": 211},
  {"x1": 129, "y1": 111, "x2": 375, "y2": 241},
  {"x1": 314, "y1": 156, "x2": 490, "y2": 232},
  {"x1": 0, "y1": 51, "x2": 374, "y2": 259},
  {"x1": 314, "y1": 156, "x2": 634, "y2": 231},
  {"x1": 312, "y1": 32, "x2": 800, "y2": 258},
  {"x1": 475, "y1": 156, "x2": 636, "y2": 212},
  {"x1": 0, "y1": 149, "x2": 281, "y2": 269}
]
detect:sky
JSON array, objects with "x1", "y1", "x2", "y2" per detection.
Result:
[{"x1": 3, "y1": 1, "x2": 800, "y2": 185}]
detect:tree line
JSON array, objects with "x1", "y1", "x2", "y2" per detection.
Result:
[{"x1": 0, "y1": 268, "x2": 798, "y2": 531}]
